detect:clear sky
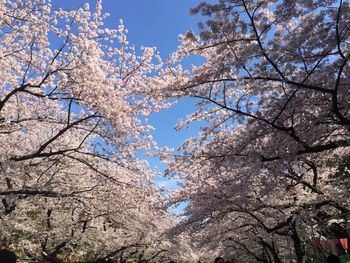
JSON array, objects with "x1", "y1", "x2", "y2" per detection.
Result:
[
  {"x1": 56, "y1": 0, "x2": 206, "y2": 56},
  {"x1": 55, "y1": 0, "x2": 209, "y2": 189}
]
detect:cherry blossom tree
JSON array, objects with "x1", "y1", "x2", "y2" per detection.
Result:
[
  {"x1": 0, "y1": 0, "x2": 189, "y2": 262},
  {"x1": 163, "y1": 0, "x2": 350, "y2": 261}
]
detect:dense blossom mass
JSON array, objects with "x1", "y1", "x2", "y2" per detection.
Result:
[
  {"x1": 0, "y1": 0, "x2": 194, "y2": 262},
  {"x1": 162, "y1": 0, "x2": 350, "y2": 262},
  {"x1": 1, "y1": 0, "x2": 350, "y2": 262}
]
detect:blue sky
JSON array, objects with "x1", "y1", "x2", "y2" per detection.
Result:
[
  {"x1": 57, "y1": 0, "x2": 206, "y2": 56},
  {"x1": 55, "y1": 0, "x2": 209, "y2": 189}
]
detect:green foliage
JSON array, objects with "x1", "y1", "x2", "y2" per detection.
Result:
[
  {"x1": 327, "y1": 154, "x2": 350, "y2": 179},
  {"x1": 26, "y1": 210, "x2": 40, "y2": 220}
]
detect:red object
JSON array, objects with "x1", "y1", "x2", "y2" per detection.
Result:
[
  {"x1": 330, "y1": 240, "x2": 337, "y2": 253},
  {"x1": 320, "y1": 240, "x2": 329, "y2": 250},
  {"x1": 340, "y1": 238, "x2": 348, "y2": 251},
  {"x1": 311, "y1": 239, "x2": 321, "y2": 247}
]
